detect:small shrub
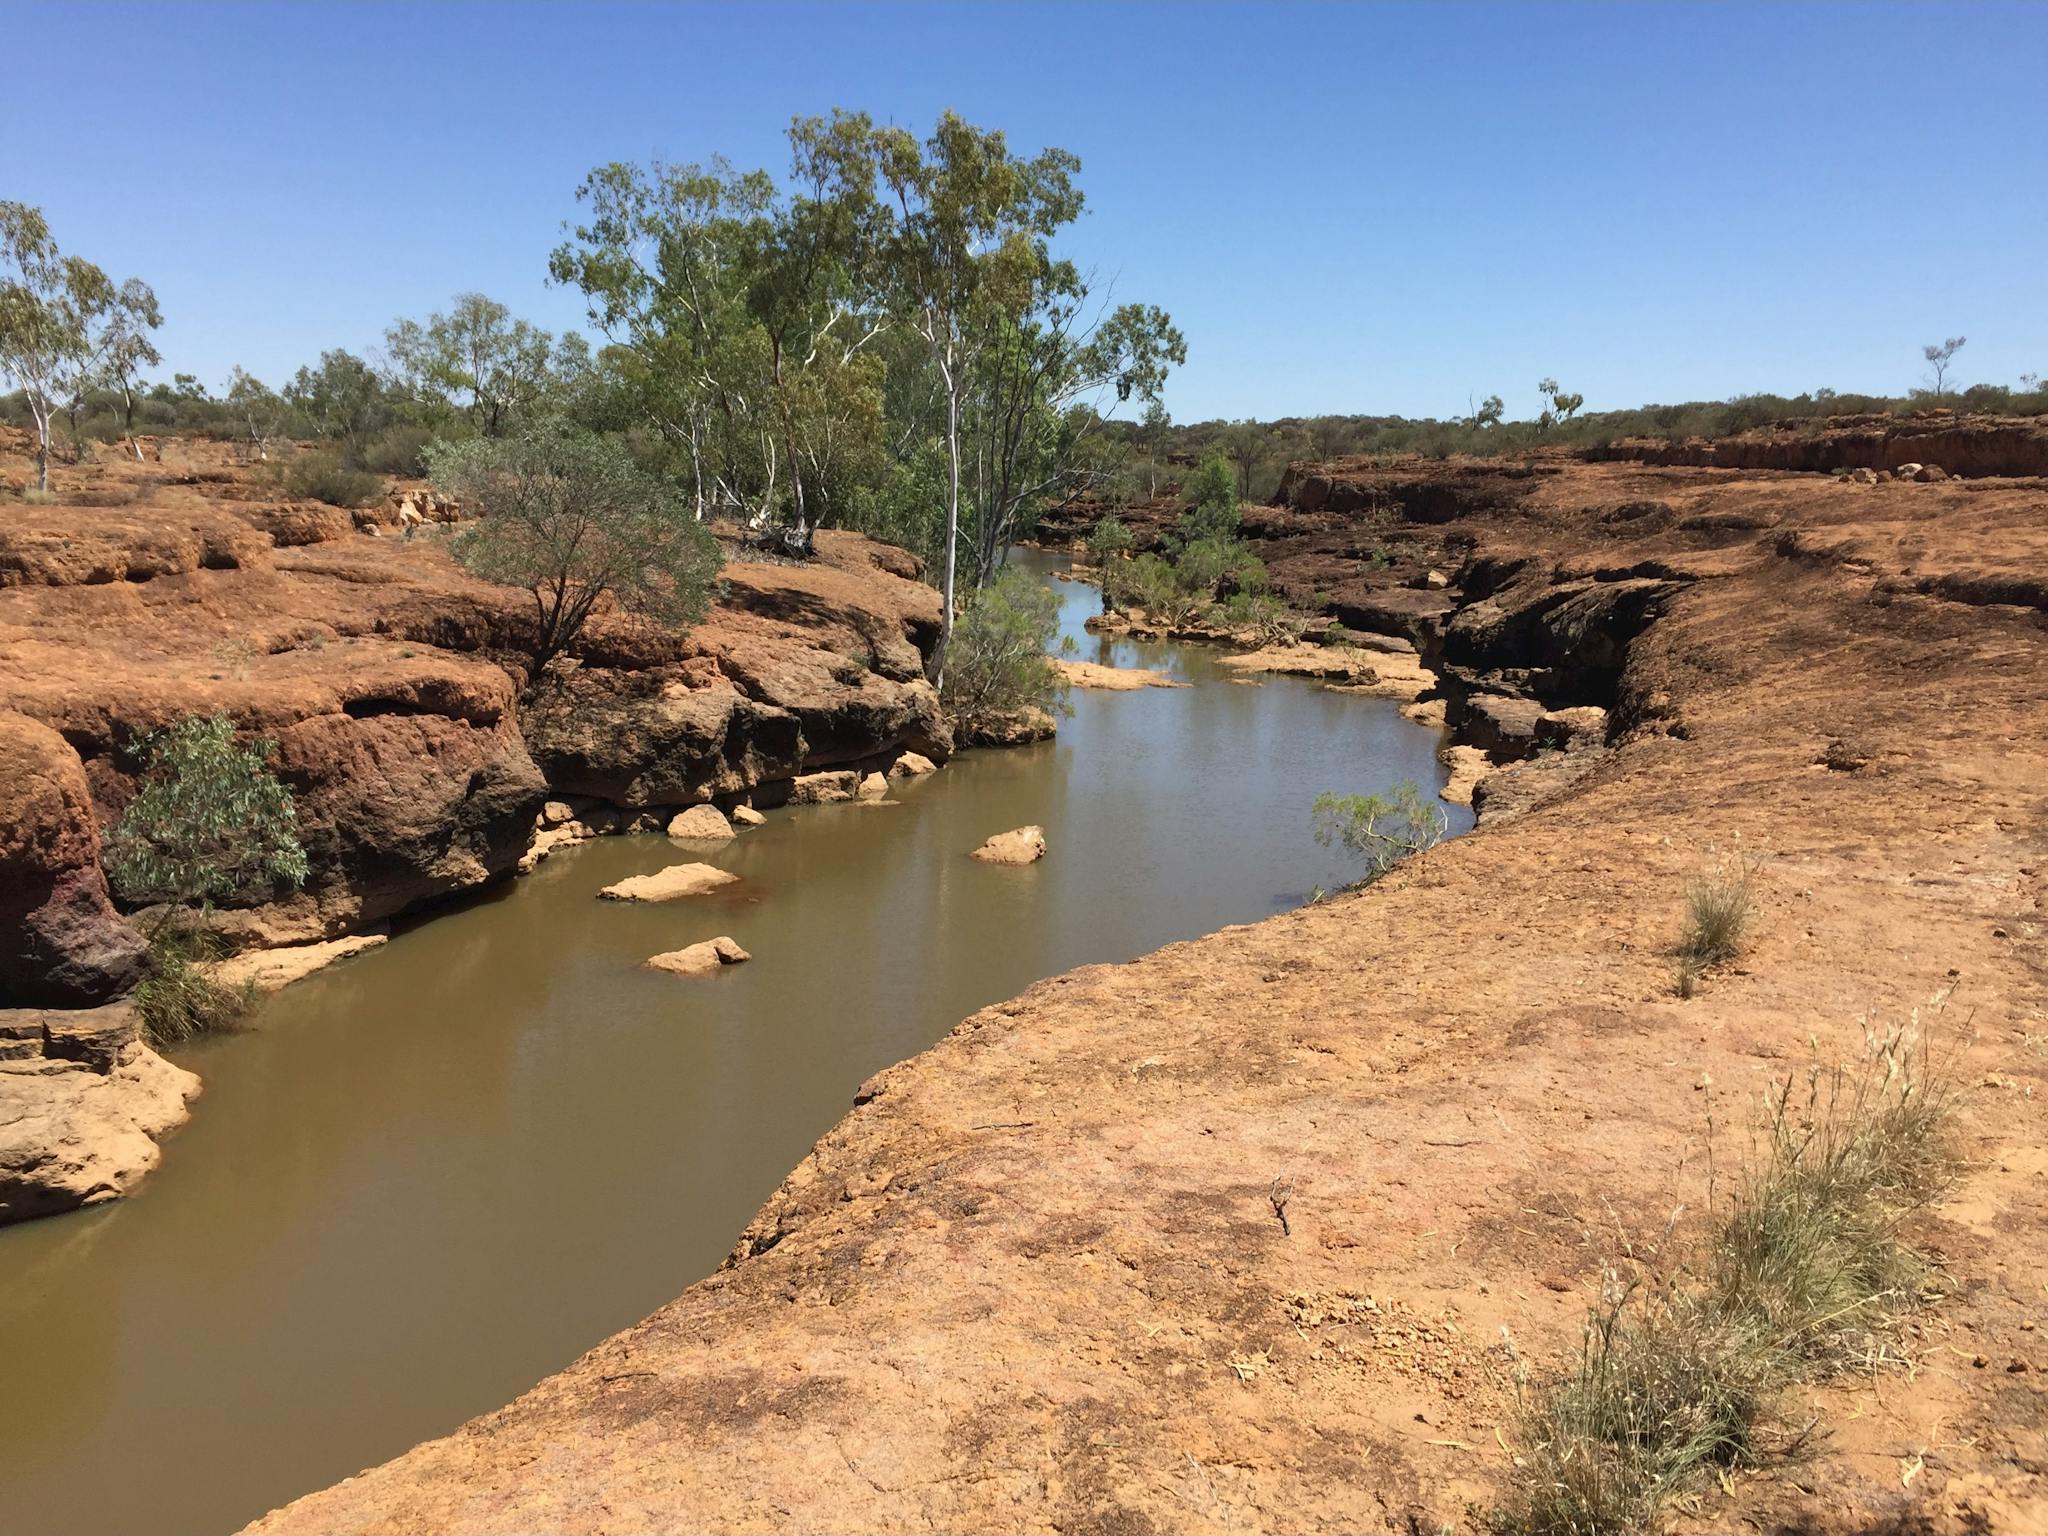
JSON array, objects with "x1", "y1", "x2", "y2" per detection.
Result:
[
  {"x1": 1679, "y1": 859, "x2": 1757, "y2": 966},
  {"x1": 1311, "y1": 779, "x2": 1447, "y2": 884},
  {"x1": 1500, "y1": 1026, "x2": 1957, "y2": 1535},
  {"x1": 286, "y1": 449, "x2": 383, "y2": 508},
  {"x1": 1178, "y1": 454, "x2": 1240, "y2": 543},
  {"x1": 1088, "y1": 514, "x2": 1135, "y2": 610},
  {"x1": 351, "y1": 423, "x2": 434, "y2": 477},
  {"x1": 134, "y1": 917, "x2": 258, "y2": 1048},
  {"x1": 940, "y1": 566, "x2": 1070, "y2": 736}
]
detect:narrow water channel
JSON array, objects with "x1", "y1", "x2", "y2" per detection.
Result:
[{"x1": 0, "y1": 552, "x2": 1470, "y2": 1536}]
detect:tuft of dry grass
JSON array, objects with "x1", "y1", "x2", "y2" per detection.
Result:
[
  {"x1": 1678, "y1": 860, "x2": 1757, "y2": 967},
  {"x1": 135, "y1": 919, "x2": 259, "y2": 1049},
  {"x1": 1499, "y1": 1022, "x2": 1957, "y2": 1535}
]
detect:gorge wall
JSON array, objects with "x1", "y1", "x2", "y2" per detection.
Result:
[
  {"x1": 245, "y1": 452, "x2": 2048, "y2": 1534},
  {"x1": 0, "y1": 433, "x2": 954, "y2": 1222}
]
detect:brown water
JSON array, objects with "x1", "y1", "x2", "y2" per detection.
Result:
[{"x1": 0, "y1": 554, "x2": 1468, "y2": 1536}]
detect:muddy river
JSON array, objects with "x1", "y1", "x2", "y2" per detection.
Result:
[{"x1": 0, "y1": 553, "x2": 1468, "y2": 1535}]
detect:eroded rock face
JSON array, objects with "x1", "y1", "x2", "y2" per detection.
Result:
[
  {"x1": 0, "y1": 1002, "x2": 199, "y2": 1222},
  {"x1": 0, "y1": 713, "x2": 146, "y2": 1006}
]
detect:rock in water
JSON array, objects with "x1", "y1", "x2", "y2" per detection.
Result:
[
  {"x1": 789, "y1": 770, "x2": 858, "y2": 804},
  {"x1": 857, "y1": 772, "x2": 889, "y2": 800},
  {"x1": 889, "y1": 752, "x2": 937, "y2": 778},
  {"x1": 731, "y1": 804, "x2": 766, "y2": 827},
  {"x1": 598, "y1": 864, "x2": 738, "y2": 902},
  {"x1": 666, "y1": 805, "x2": 735, "y2": 842},
  {"x1": 971, "y1": 826, "x2": 1047, "y2": 866},
  {"x1": 644, "y1": 936, "x2": 751, "y2": 976}
]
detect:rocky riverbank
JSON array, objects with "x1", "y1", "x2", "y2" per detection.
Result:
[
  {"x1": 247, "y1": 448, "x2": 2046, "y2": 1534},
  {"x1": 0, "y1": 432, "x2": 961, "y2": 1222}
]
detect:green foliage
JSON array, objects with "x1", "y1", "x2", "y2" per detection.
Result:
[
  {"x1": 352, "y1": 423, "x2": 434, "y2": 477},
  {"x1": 1178, "y1": 454, "x2": 1241, "y2": 543},
  {"x1": 1310, "y1": 780, "x2": 1447, "y2": 884},
  {"x1": 103, "y1": 714, "x2": 310, "y2": 909},
  {"x1": 1219, "y1": 590, "x2": 1308, "y2": 644},
  {"x1": 430, "y1": 424, "x2": 724, "y2": 673},
  {"x1": 1172, "y1": 534, "x2": 1265, "y2": 602},
  {"x1": 938, "y1": 565, "x2": 1069, "y2": 735},
  {"x1": 1087, "y1": 513, "x2": 1134, "y2": 609},
  {"x1": 134, "y1": 917, "x2": 259, "y2": 1049},
  {"x1": 385, "y1": 292, "x2": 587, "y2": 437},
  {"x1": 0, "y1": 201, "x2": 160, "y2": 490},
  {"x1": 285, "y1": 449, "x2": 383, "y2": 508},
  {"x1": 284, "y1": 348, "x2": 398, "y2": 446}
]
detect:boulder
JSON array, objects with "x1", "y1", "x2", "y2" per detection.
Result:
[
  {"x1": 542, "y1": 800, "x2": 577, "y2": 827},
  {"x1": 1438, "y1": 744, "x2": 1492, "y2": 806},
  {"x1": 1424, "y1": 569, "x2": 1451, "y2": 590},
  {"x1": 1913, "y1": 464, "x2": 1949, "y2": 483},
  {"x1": 857, "y1": 772, "x2": 889, "y2": 801},
  {"x1": 644, "y1": 936, "x2": 751, "y2": 977},
  {"x1": 1535, "y1": 705, "x2": 1610, "y2": 751},
  {"x1": 1460, "y1": 694, "x2": 1547, "y2": 760},
  {"x1": 1895, "y1": 462, "x2": 1924, "y2": 479},
  {"x1": 666, "y1": 805, "x2": 736, "y2": 842},
  {"x1": 731, "y1": 804, "x2": 766, "y2": 827},
  {"x1": 955, "y1": 708, "x2": 1058, "y2": 749},
  {"x1": 889, "y1": 752, "x2": 937, "y2": 779},
  {"x1": 597, "y1": 864, "x2": 739, "y2": 902},
  {"x1": 789, "y1": 770, "x2": 859, "y2": 805},
  {"x1": 971, "y1": 826, "x2": 1047, "y2": 866},
  {"x1": 0, "y1": 712, "x2": 147, "y2": 1006},
  {"x1": 0, "y1": 1002, "x2": 200, "y2": 1225}
]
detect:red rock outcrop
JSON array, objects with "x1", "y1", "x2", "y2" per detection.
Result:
[
  {"x1": 248, "y1": 452, "x2": 2048, "y2": 1536},
  {"x1": 0, "y1": 712, "x2": 146, "y2": 1005}
]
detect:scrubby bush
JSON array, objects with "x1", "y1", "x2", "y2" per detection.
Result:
[
  {"x1": 1680, "y1": 858, "x2": 1758, "y2": 966},
  {"x1": 102, "y1": 713, "x2": 309, "y2": 1048},
  {"x1": 1311, "y1": 779, "x2": 1447, "y2": 884},
  {"x1": 1177, "y1": 454, "x2": 1241, "y2": 544},
  {"x1": 351, "y1": 423, "x2": 435, "y2": 477},
  {"x1": 285, "y1": 449, "x2": 383, "y2": 508},
  {"x1": 431, "y1": 424, "x2": 724, "y2": 674},
  {"x1": 1087, "y1": 513, "x2": 1135, "y2": 610},
  {"x1": 940, "y1": 565, "x2": 1070, "y2": 735},
  {"x1": 1500, "y1": 1027, "x2": 1956, "y2": 1535}
]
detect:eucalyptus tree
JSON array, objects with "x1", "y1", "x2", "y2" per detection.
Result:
[
  {"x1": 284, "y1": 349, "x2": 392, "y2": 447},
  {"x1": 550, "y1": 129, "x2": 891, "y2": 530},
  {"x1": 0, "y1": 201, "x2": 159, "y2": 490},
  {"x1": 225, "y1": 367, "x2": 287, "y2": 460},
  {"x1": 384, "y1": 293, "x2": 587, "y2": 437}
]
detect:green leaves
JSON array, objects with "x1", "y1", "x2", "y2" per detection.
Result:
[
  {"x1": 103, "y1": 715, "x2": 309, "y2": 909},
  {"x1": 429, "y1": 425, "x2": 724, "y2": 673},
  {"x1": 939, "y1": 566, "x2": 1069, "y2": 734},
  {"x1": 1310, "y1": 781, "x2": 1447, "y2": 884}
]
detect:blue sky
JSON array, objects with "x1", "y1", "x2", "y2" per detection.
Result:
[{"x1": 8, "y1": 1, "x2": 2042, "y2": 422}]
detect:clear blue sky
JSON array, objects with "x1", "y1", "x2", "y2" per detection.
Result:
[{"x1": 9, "y1": 0, "x2": 2042, "y2": 423}]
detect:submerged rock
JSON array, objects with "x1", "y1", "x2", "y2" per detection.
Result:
[
  {"x1": 889, "y1": 752, "x2": 938, "y2": 778},
  {"x1": 645, "y1": 936, "x2": 751, "y2": 976},
  {"x1": 971, "y1": 826, "x2": 1047, "y2": 866},
  {"x1": 731, "y1": 804, "x2": 767, "y2": 827},
  {"x1": 597, "y1": 864, "x2": 738, "y2": 902}
]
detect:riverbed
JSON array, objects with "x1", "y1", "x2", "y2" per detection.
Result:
[{"x1": 0, "y1": 553, "x2": 1468, "y2": 1536}]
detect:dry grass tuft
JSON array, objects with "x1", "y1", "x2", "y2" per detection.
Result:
[
  {"x1": 1678, "y1": 859, "x2": 1757, "y2": 967},
  {"x1": 1499, "y1": 1021, "x2": 1957, "y2": 1535}
]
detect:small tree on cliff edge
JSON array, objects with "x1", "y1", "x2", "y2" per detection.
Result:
[
  {"x1": 429, "y1": 424, "x2": 724, "y2": 677},
  {"x1": 102, "y1": 714, "x2": 311, "y2": 1046}
]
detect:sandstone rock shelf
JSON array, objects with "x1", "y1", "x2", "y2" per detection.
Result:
[{"x1": 245, "y1": 450, "x2": 2048, "y2": 1536}]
